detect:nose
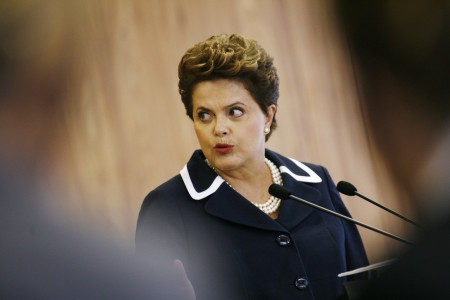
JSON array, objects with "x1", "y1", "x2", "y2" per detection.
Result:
[{"x1": 213, "y1": 116, "x2": 229, "y2": 136}]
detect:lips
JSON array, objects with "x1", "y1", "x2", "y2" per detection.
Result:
[{"x1": 214, "y1": 143, "x2": 234, "y2": 154}]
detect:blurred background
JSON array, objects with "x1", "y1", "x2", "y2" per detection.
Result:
[{"x1": 1, "y1": 0, "x2": 417, "y2": 263}]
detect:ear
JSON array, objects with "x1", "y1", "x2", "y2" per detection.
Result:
[{"x1": 265, "y1": 104, "x2": 277, "y2": 127}]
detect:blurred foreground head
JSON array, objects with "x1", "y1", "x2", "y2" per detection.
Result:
[
  {"x1": 0, "y1": 0, "x2": 76, "y2": 173},
  {"x1": 0, "y1": 3, "x2": 196, "y2": 299},
  {"x1": 336, "y1": 0, "x2": 450, "y2": 218}
]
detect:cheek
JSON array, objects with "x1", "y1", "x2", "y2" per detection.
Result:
[
  {"x1": 193, "y1": 123, "x2": 208, "y2": 144},
  {"x1": 247, "y1": 117, "x2": 266, "y2": 135},
  {"x1": 248, "y1": 124, "x2": 263, "y2": 136},
  {"x1": 240, "y1": 121, "x2": 265, "y2": 145}
]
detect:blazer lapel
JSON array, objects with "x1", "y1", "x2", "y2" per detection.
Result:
[
  {"x1": 181, "y1": 150, "x2": 285, "y2": 232},
  {"x1": 265, "y1": 149, "x2": 323, "y2": 231},
  {"x1": 204, "y1": 184, "x2": 286, "y2": 232},
  {"x1": 276, "y1": 176, "x2": 322, "y2": 230},
  {"x1": 181, "y1": 149, "x2": 323, "y2": 232}
]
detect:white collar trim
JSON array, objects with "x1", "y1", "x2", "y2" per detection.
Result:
[
  {"x1": 180, "y1": 164, "x2": 224, "y2": 200},
  {"x1": 180, "y1": 157, "x2": 321, "y2": 200},
  {"x1": 279, "y1": 157, "x2": 322, "y2": 183}
]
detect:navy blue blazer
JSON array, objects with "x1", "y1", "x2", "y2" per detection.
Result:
[{"x1": 136, "y1": 149, "x2": 368, "y2": 300}]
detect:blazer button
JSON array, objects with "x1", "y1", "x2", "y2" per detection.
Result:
[
  {"x1": 294, "y1": 277, "x2": 309, "y2": 290},
  {"x1": 276, "y1": 234, "x2": 291, "y2": 246}
]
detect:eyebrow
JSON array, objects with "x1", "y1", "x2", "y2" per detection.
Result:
[
  {"x1": 226, "y1": 101, "x2": 246, "y2": 108},
  {"x1": 195, "y1": 101, "x2": 246, "y2": 111}
]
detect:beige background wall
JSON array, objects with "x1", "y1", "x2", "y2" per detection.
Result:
[{"x1": 13, "y1": 0, "x2": 415, "y2": 262}]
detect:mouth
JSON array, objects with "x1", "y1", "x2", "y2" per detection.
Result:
[{"x1": 214, "y1": 143, "x2": 234, "y2": 154}]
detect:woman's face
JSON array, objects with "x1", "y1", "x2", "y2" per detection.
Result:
[{"x1": 192, "y1": 79, "x2": 276, "y2": 174}]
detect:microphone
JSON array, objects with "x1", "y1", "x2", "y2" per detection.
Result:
[
  {"x1": 337, "y1": 181, "x2": 420, "y2": 227},
  {"x1": 269, "y1": 184, "x2": 414, "y2": 245}
]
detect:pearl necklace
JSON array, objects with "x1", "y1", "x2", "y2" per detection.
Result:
[{"x1": 205, "y1": 158, "x2": 283, "y2": 214}]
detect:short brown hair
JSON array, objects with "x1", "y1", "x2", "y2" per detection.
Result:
[{"x1": 178, "y1": 34, "x2": 279, "y2": 140}]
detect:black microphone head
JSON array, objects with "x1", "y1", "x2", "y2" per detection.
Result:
[
  {"x1": 268, "y1": 184, "x2": 292, "y2": 199},
  {"x1": 337, "y1": 181, "x2": 357, "y2": 196}
]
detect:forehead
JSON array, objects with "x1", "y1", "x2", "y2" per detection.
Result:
[{"x1": 192, "y1": 79, "x2": 256, "y2": 108}]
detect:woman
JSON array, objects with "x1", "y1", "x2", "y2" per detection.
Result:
[{"x1": 136, "y1": 34, "x2": 368, "y2": 300}]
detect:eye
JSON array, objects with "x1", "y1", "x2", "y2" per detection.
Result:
[
  {"x1": 197, "y1": 110, "x2": 212, "y2": 122},
  {"x1": 229, "y1": 107, "x2": 244, "y2": 118}
]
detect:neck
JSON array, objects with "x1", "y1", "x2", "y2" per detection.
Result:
[{"x1": 206, "y1": 157, "x2": 283, "y2": 214}]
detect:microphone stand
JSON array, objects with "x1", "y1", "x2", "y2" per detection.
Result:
[
  {"x1": 353, "y1": 191, "x2": 420, "y2": 227},
  {"x1": 337, "y1": 181, "x2": 420, "y2": 227},
  {"x1": 269, "y1": 184, "x2": 415, "y2": 245}
]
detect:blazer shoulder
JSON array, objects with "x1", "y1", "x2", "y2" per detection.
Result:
[{"x1": 140, "y1": 175, "x2": 187, "y2": 211}]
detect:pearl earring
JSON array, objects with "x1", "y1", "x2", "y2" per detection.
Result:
[{"x1": 264, "y1": 128, "x2": 270, "y2": 134}]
